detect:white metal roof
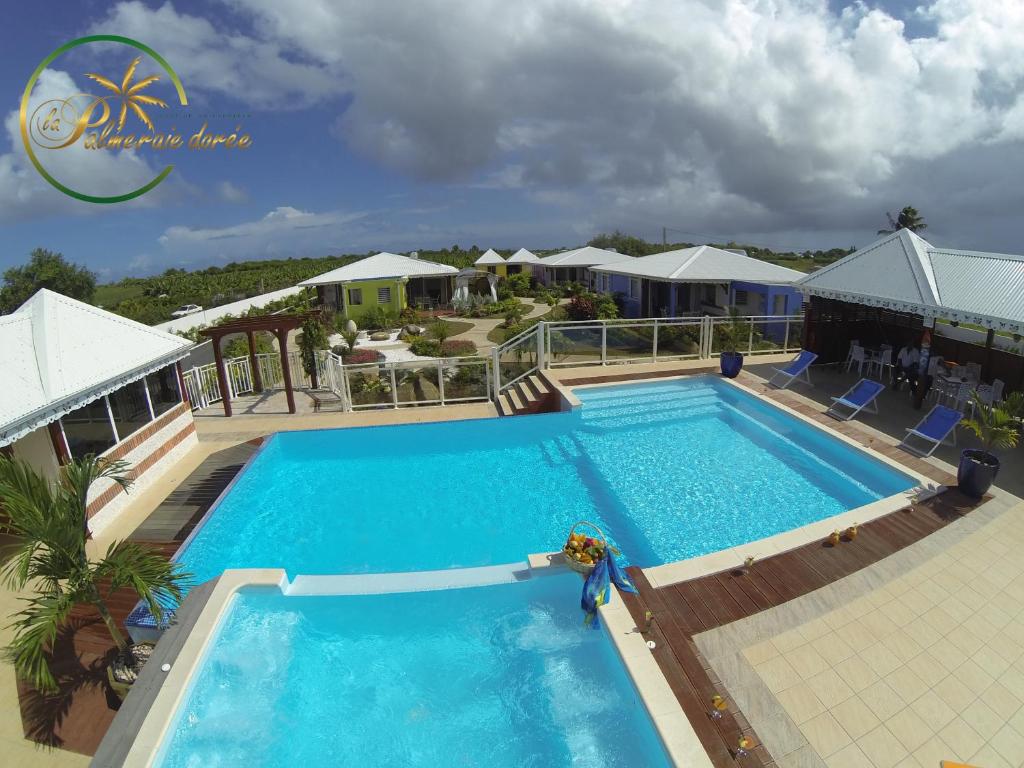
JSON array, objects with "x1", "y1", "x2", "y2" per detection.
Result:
[
  {"x1": 299, "y1": 252, "x2": 458, "y2": 286},
  {"x1": 0, "y1": 289, "x2": 193, "y2": 447},
  {"x1": 507, "y1": 248, "x2": 540, "y2": 263},
  {"x1": 474, "y1": 249, "x2": 505, "y2": 265},
  {"x1": 796, "y1": 230, "x2": 1024, "y2": 333},
  {"x1": 536, "y1": 246, "x2": 629, "y2": 267},
  {"x1": 590, "y1": 245, "x2": 804, "y2": 284},
  {"x1": 154, "y1": 285, "x2": 307, "y2": 335}
]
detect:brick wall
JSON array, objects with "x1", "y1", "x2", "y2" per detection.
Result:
[{"x1": 86, "y1": 403, "x2": 198, "y2": 535}]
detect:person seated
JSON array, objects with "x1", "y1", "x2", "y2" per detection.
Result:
[{"x1": 892, "y1": 342, "x2": 920, "y2": 390}]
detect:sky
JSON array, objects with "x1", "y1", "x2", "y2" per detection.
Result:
[{"x1": 1, "y1": 0, "x2": 1023, "y2": 281}]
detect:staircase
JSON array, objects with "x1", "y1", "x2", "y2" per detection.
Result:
[{"x1": 496, "y1": 374, "x2": 555, "y2": 416}]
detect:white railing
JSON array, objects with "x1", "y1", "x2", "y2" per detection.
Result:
[
  {"x1": 225, "y1": 357, "x2": 253, "y2": 399},
  {"x1": 181, "y1": 363, "x2": 222, "y2": 410},
  {"x1": 490, "y1": 313, "x2": 804, "y2": 393}
]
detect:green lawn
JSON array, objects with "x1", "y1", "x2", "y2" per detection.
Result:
[
  {"x1": 487, "y1": 306, "x2": 565, "y2": 343},
  {"x1": 93, "y1": 283, "x2": 145, "y2": 308},
  {"x1": 436, "y1": 320, "x2": 475, "y2": 337}
]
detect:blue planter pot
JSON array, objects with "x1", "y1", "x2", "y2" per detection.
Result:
[
  {"x1": 957, "y1": 449, "x2": 999, "y2": 498},
  {"x1": 720, "y1": 351, "x2": 744, "y2": 379}
]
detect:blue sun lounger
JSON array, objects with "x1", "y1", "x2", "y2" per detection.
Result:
[
  {"x1": 767, "y1": 350, "x2": 818, "y2": 389},
  {"x1": 826, "y1": 378, "x2": 885, "y2": 421},
  {"x1": 898, "y1": 405, "x2": 963, "y2": 457}
]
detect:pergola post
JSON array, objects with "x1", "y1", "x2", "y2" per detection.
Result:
[
  {"x1": 277, "y1": 328, "x2": 297, "y2": 414},
  {"x1": 984, "y1": 328, "x2": 995, "y2": 381},
  {"x1": 247, "y1": 330, "x2": 264, "y2": 392},
  {"x1": 211, "y1": 335, "x2": 233, "y2": 417}
]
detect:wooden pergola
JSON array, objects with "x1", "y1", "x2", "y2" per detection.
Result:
[{"x1": 199, "y1": 311, "x2": 321, "y2": 417}]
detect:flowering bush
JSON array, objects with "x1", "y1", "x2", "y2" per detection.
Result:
[{"x1": 344, "y1": 349, "x2": 381, "y2": 364}]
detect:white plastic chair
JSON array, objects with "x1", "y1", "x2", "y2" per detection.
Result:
[
  {"x1": 926, "y1": 355, "x2": 945, "y2": 377},
  {"x1": 953, "y1": 381, "x2": 976, "y2": 415},
  {"x1": 846, "y1": 345, "x2": 866, "y2": 375},
  {"x1": 966, "y1": 362, "x2": 982, "y2": 381},
  {"x1": 993, "y1": 378, "x2": 1005, "y2": 403},
  {"x1": 868, "y1": 348, "x2": 893, "y2": 382},
  {"x1": 843, "y1": 340, "x2": 860, "y2": 368}
]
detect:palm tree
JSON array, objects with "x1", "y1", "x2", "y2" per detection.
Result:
[
  {"x1": 86, "y1": 57, "x2": 168, "y2": 132},
  {"x1": 878, "y1": 206, "x2": 927, "y2": 235},
  {"x1": 0, "y1": 455, "x2": 188, "y2": 694},
  {"x1": 961, "y1": 394, "x2": 1019, "y2": 456}
]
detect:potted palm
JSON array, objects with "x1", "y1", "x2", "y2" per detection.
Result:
[
  {"x1": 958, "y1": 394, "x2": 1019, "y2": 498},
  {"x1": 0, "y1": 455, "x2": 189, "y2": 699}
]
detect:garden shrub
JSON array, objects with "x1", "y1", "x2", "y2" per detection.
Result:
[
  {"x1": 359, "y1": 306, "x2": 399, "y2": 330},
  {"x1": 344, "y1": 348, "x2": 381, "y2": 364}
]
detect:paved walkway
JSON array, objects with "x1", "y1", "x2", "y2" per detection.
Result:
[{"x1": 448, "y1": 297, "x2": 553, "y2": 352}]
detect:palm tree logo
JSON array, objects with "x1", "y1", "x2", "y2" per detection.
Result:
[{"x1": 85, "y1": 56, "x2": 167, "y2": 132}]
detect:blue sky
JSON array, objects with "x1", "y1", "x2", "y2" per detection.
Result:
[{"x1": 2, "y1": 0, "x2": 1023, "y2": 281}]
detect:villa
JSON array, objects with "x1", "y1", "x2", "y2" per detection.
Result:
[
  {"x1": 534, "y1": 245, "x2": 628, "y2": 286},
  {"x1": 0, "y1": 289, "x2": 195, "y2": 534},
  {"x1": 5, "y1": 238, "x2": 1024, "y2": 768},
  {"x1": 473, "y1": 248, "x2": 507, "y2": 276},
  {"x1": 589, "y1": 245, "x2": 804, "y2": 318},
  {"x1": 299, "y1": 251, "x2": 459, "y2": 317},
  {"x1": 506, "y1": 247, "x2": 540, "y2": 275}
]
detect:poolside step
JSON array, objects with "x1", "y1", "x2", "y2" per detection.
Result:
[
  {"x1": 507, "y1": 388, "x2": 526, "y2": 411},
  {"x1": 496, "y1": 394, "x2": 515, "y2": 416},
  {"x1": 516, "y1": 380, "x2": 540, "y2": 405},
  {"x1": 527, "y1": 375, "x2": 549, "y2": 396}
]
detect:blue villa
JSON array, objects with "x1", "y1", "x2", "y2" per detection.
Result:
[{"x1": 589, "y1": 245, "x2": 804, "y2": 319}]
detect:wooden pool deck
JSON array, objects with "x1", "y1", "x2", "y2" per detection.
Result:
[{"x1": 15, "y1": 441, "x2": 261, "y2": 755}]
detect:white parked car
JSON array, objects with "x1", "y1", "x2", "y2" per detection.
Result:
[{"x1": 171, "y1": 304, "x2": 203, "y2": 318}]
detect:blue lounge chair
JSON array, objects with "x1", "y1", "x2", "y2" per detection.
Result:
[
  {"x1": 826, "y1": 378, "x2": 885, "y2": 421},
  {"x1": 898, "y1": 405, "x2": 963, "y2": 457},
  {"x1": 768, "y1": 350, "x2": 818, "y2": 389}
]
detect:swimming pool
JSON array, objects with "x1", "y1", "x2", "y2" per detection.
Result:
[
  {"x1": 177, "y1": 376, "x2": 916, "y2": 580},
  {"x1": 155, "y1": 574, "x2": 671, "y2": 768}
]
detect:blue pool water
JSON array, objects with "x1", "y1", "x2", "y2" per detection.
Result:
[
  {"x1": 156, "y1": 575, "x2": 670, "y2": 768},
  {"x1": 177, "y1": 376, "x2": 915, "y2": 580}
]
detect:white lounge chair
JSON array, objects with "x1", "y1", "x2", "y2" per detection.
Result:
[
  {"x1": 768, "y1": 350, "x2": 818, "y2": 389},
  {"x1": 898, "y1": 405, "x2": 962, "y2": 457},
  {"x1": 827, "y1": 378, "x2": 885, "y2": 421}
]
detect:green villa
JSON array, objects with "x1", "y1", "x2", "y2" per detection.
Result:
[{"x1": 299, "y1": 252, "x2": 459, "y2": 318}]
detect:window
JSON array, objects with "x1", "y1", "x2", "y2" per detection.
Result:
[
  {"x1": 377, "y1": 286, "x2": 392, "y2": 304},
  {"x1": 487, "y1": 266, "x2": 496, "y2": 274},
  {"x1": 146, "y1": 364, "x2": 182, "y2": 417},
  {"x1": 62, "y1": 399, "x2": 116, "y2": 461},
  {"x1": 629, "y1": 278, "x2": 641, "y2": 300},
  {"x1": 108, "y1": 379, "x2": 151, "y2": 440},
  {"x1": 734, "y1": 290, "x2": 749, "y2": 306},
  {"x1": 347, "y1": 288, "x2": 363, "y2": 306},
  {"x1": 702, "y1": 284, "x2": 717, "y2": 305}
]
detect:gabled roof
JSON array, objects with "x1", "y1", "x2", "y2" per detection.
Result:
[
  {"x1": 797, "y1": 230, "x2": 1024, "y2": 332},
  {"x1": 474, "y1": 249, "x2": 505, "y2": 265},
  {"x1": 590, "y1": 245, "x2": 803, "y2": 284},
  {"x1": 299, "y1": 252, "x2": 457, "y2": 286},
  {"x1": 507, "y1": 248, "x2": 540, "y2": 263},
  {"x1": 0, "y1": 289, "x2": 193, "y2": 447},
  {"x1": 536, "y1": 246, "x2": 629, "y2": 267}
]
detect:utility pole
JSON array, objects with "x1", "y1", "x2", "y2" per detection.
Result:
[{"x1": 662, "y1": 227, "x2": 667, "y2": 246}]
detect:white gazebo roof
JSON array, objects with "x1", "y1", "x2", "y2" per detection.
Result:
[
  {"x1": 299, "y1": 253, "x2": 457, "y2": 286},
  {"x1": 507, "y1": 248, "x2": 540, "y2": 263},
  {"x1": 797, "y1": 230, "x2": 1024, "y2": 333},
  {"x1": 473, "y1": 249, "x2": 505, "y2": 266},
  {"x1": 0, "y1": 289, "x2": 193, "y2": 447},
  {"x1": 536, "y1": 246, "x2": 629, "y2": 267},
  {"x1": 590, "y1": 245, "x2": 803, "y2": 284}
]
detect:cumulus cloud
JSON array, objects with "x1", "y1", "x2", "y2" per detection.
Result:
[
  {"x1": 93, "y1": 0, "x2": 1021, "y2": 248},
  {"x1": 217, "y1": 180, "x2": 248, "y2": 202}
]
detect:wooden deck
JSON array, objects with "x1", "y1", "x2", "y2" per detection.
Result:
[
  {"x1": 15, "y1": 441, "x2": 262, "y2": 755},
  {"x1": 616, "y1": 373, "x2": 981, "y2": 767}
]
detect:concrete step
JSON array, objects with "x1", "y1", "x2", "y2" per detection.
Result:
[
  {"x1": 497, "y1": 394, "x2": 514, "y2": 416},
  {"x1": 528, "y1": 375, "x2": 550, "y2": 396},
  {"x1": 517, "y1": 381, "x2": 539, "y2": 404},
  {"x1": 507, "y1": 388, "x2": 526, "y2": 412}
]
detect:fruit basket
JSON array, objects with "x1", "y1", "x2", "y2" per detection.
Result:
[{"x1": 562, "y1": 520, "x2": 618, "y2": 574}]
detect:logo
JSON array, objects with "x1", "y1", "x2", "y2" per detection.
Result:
[{"x1": 20, "y1": 35, "x2": 251, "y2": 204}]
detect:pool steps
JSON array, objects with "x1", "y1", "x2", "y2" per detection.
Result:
[{"x1": 497, "y1": 374, "x2": 552, "y2": 416}]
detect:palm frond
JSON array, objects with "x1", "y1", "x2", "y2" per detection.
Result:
[
  {"x1": 961, "y1": 394, "x2": 1020, "y2": 452},
  {"x1": 93, "y1": 542, "x2": 190, "y2": 623},
  {"x1": 127, "y1": 101, "x2": 155, "y2": 132},
  {"x1": 131, "y1": 93, "x2": 168, "y2": 108},
  {"x1": 85, "y1": 73, "x2": 121, "y2": 95},
  {"x1": 59, "y1": 455, "x2": 132, "y2": 522},
  {"x1": 126, "y1": 75, "x2": 160, "y2": 95},
  {"x1": 4, "y1": 592, "x2": 76, "y2": 694},
  {"x1": 120, "y1": 57, "x2": 141, "y2": 92}
]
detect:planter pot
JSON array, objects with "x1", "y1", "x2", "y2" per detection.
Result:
[
  {"x1": 720, "y1": 351, "x2": 744, "y2": 379},
  {"x1": 957, "y1": 449, "x2": 999, "y2": 498},
  {"x1": 107, "y1": 643, "x2": 154, "y2": 701}
]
